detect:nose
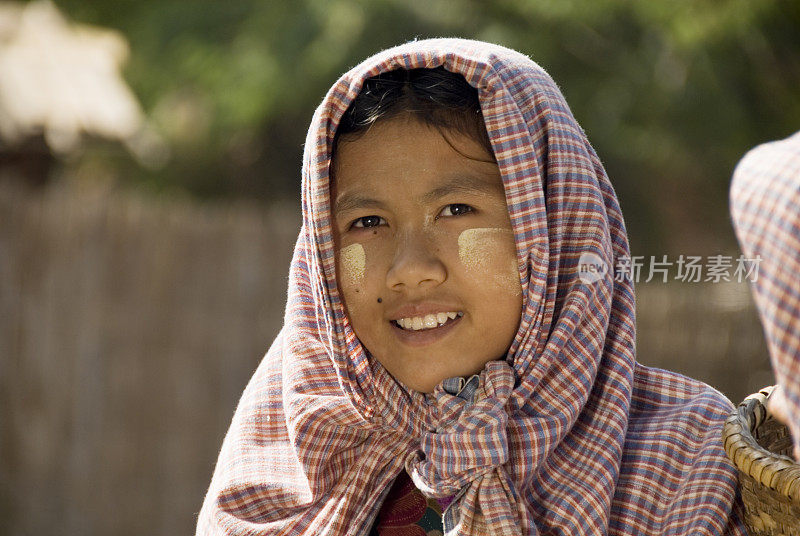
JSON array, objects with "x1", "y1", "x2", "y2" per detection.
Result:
[{"x1": 386, "y1": 231, "x2": 447, "y2": 291}]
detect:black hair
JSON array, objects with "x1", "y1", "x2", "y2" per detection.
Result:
[{"x1": 332, "y1": 67, "x2": 494, "y2": 160}]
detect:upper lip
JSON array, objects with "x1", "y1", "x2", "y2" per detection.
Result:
[{"x1": 387, "y1": 302, "x2": 463, "y2": 321}]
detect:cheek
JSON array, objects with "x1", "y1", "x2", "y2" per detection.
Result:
[
  {"x1": 339, "y1": 243, "x2": 366, "y2": 289},
  {"x1": 337, "y1": 243, "x2": 385, "y2": 349},
  {"x1": 457, "y1": 228, "x2": 521, "y2": 295}
]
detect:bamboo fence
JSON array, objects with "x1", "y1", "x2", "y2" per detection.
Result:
[{"x1": 0, "y1": 179, "x2": 772, "y2": 536}]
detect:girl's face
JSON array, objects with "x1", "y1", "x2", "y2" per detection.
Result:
[{"x1": 331, "y1": 115, "x2": 522, "y2": 393}]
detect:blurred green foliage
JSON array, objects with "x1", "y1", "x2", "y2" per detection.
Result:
[{"x1": 54, "y1": 0, "x2": 800, "y2": 253}]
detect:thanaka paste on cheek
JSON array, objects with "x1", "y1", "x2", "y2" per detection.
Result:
[
  {"x1": 339, "y1": 243, "x2": 366, "y2": 287},
  {"x1": 458, "y1": 228, "x2": 521, "y2": 295}
]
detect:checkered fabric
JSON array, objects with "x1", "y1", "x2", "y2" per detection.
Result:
[
  {"x1": 731, "y1": 131, "x2": 800, "y2": 452},
  {"x1": 197, "y1": 39, "x2": 745, "y2": 535}
]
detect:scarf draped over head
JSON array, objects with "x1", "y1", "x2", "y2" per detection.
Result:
[
  {"x1": 731, "y1": 131, "x2": 800, "y2": 451},
  {"x1": 197, "y1": 39, "x2": 745, "y2": 536}
]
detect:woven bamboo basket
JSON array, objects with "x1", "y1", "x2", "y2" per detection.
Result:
[{"x1": 723, "y1": 386, "x2": 800, "y2": 535}]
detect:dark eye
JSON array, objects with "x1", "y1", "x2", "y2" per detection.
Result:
[
  {"x1": 439, "y1": 204, "x2": 474, "y2": 217},
  {"x1": 351, "y1": 215, "x2": 385, "y2": 229}
]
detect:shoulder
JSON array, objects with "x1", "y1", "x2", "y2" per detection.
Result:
[
  {"x1": 624, "y1": 363, "x2": 737, "y2": 499},
  {"x1": 625, "y1": 363, "x2": 736, "y2": 484},
  {"x1": 611, "y1": 364, "x2": 741, "y2": 534},
  {"x1": 629, "y1": 362, "x2": 734, "y2": 428}
]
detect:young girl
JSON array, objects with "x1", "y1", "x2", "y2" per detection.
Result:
[{"x1": 197, "y1": 39, "x2": 745, "y2": 535}]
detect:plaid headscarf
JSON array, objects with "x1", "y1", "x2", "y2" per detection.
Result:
[
  {"x1": 731, "y1": 131, "x2": 800, "y2": 453},
  {"x1": 197, "y1": 39, "x2": 744, "y2": 535}
]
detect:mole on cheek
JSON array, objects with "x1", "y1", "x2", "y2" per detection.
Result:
[{"x1": 339, "y1": 243, "x2": 366, "y2": 287}]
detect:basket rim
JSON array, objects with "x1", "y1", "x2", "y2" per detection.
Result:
[{"x1": 722, "y1": 385, "x2": 800, "y2": 503}]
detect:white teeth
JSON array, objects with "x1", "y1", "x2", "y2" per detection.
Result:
[{"x1": 394, "y1": 312, "x2": 462, "y2": 331}]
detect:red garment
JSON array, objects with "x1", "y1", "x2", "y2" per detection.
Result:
[{"x1": 371, "y1": 471, "x2": 449, "y2": 535}]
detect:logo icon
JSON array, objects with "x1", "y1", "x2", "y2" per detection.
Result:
[{"x1": 577, "y1": 252, "x2": 607, "y2": 284}]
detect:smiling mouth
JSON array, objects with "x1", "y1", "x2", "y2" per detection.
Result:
[{"x1": 391, "y1": 311, "x2": 463, "y2": 331}]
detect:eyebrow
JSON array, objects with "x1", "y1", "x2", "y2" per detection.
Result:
[
  {"x1": 333, "y1": 173, "x2": 504, "y2": 216},
  {"x1": 419, "y1": 174, "x2": 504, "y2": 205},
  {"x1": 333, "y1": 193, "x2": 388, "y2": 215}
]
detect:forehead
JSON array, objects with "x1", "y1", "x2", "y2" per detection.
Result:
[{"x1": 331, "y1": 116, "x2": 503, "y2": 208}]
